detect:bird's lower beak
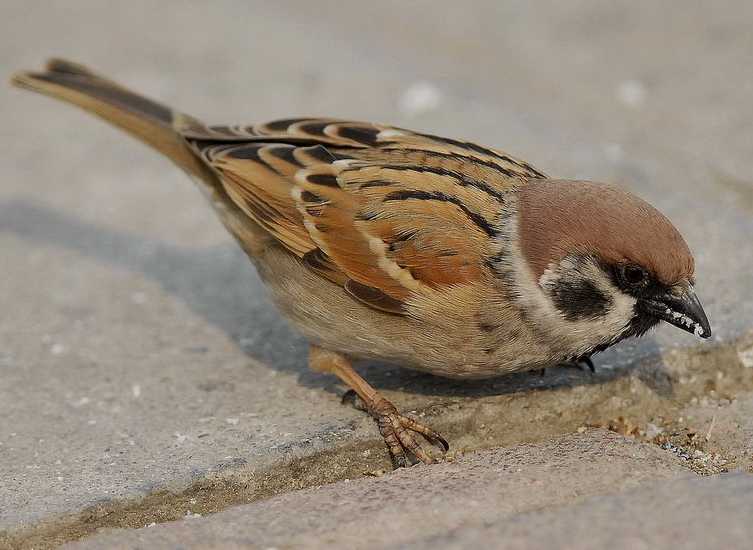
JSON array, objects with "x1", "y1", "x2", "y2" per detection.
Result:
[{"x1": 644, "y1": 287, "x2": 712, "y2": 339}]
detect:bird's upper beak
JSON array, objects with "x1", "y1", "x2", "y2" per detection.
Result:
[{"x1": 644, "y1": 286, "x2": 712, "y2": 339}]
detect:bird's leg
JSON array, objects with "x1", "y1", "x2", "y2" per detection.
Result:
[{"x1": 309, "y1": 345, "x2": 448, "y2": 468}]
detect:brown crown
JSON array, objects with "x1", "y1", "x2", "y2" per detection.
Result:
[{"x1": 517, "y1": 180, "x2": 695, "y2": 285}]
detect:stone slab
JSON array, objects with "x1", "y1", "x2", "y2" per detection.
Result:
[
  {"x1": 403, "y1": 474, "x2": 753, "y2": 550},
  {"x1": 62, "y1": 431, "x2": 692, "y2": 549}
]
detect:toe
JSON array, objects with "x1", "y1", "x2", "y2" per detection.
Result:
[
  {"x1": 399, "y1": 416, "x2": 449, "y2": 452},
  {"x1": 394, "y1": 426, "x2": 435, "y2": 464},
  {"x1": 391, "y1": 452, "x2": 409, "y2": 469}
]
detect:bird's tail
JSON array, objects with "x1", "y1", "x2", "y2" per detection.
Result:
[
  {"x1": 10, "y1": 59, "x2": 272, "y2": 255},
  {"x1": 10, "y1": 58, "x2": 214, "y2": 182}
]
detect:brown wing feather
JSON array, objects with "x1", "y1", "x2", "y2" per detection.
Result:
[
  {"x1": 182, "y1": 117, "x2": 546, "y2": 180},
  {"x1": 184, "y1": 119, "x2": 545, "y2": 313},
  {"x1": 295, "y1": 163, "x2": 417, "y2": 301},
  {"x1": 308, "y1": 155, "x2": 506, "y2": 293},
  {"x1": 196, "y1": 142, "x2": 315, "y2": 257}
]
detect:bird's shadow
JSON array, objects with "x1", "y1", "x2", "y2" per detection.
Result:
[{"x1": 0, "y1": 197, "x2": 672, "y2": 400}]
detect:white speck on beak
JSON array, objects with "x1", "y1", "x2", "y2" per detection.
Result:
[{"x1": 666, "y1": 307, "x2": 704, "y2": 337}]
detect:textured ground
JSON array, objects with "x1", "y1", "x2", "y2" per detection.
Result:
[{"x1": 1, "y1": 1, "x2": 752, "y2": 548}]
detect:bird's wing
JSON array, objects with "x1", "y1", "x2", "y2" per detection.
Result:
[{"x1": 184, "y1": 118, "x2": 546, "y2": 314}]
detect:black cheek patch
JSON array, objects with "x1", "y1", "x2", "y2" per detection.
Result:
[{"x1": 550, "y1": 279, "x2": 613, "y2": 321}]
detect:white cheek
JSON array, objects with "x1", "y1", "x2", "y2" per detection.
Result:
[
  {"x1": 580, "y1": 265, "x2": 636, "y2": 343},
  {"x1": 530, "y1": 257, "x2": 637, "y2": 353},
  {"x1": 606, "y1": 292, "x2": 638, "y2": 332}
]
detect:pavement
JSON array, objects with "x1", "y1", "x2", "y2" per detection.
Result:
[
  {"x1": 57, "y1": 431, "x2": 701, "y2": 549},
  {"x1": 1, "y1": 1, "x2": 752, "y2": 548}
]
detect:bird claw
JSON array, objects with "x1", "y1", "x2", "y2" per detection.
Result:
[
  {"x1": 537, "y1": 355, "x2": 595, "y2": 378},
  {"x1": 580, "y1": 356, "x2": 596, "y2": 373},
  {"x1": 342, "y1": 391, "x2": 448, "y2": 468},
  {"x1": 377, "y1": 406, "x2": 449, "y2": 468},
  {"x1": 558, "y1": 355, "x2": 596, "y2": 373}
]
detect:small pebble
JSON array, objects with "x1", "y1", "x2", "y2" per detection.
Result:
[
  {"x1": 617, "y1": 80, "x2": 647, "y2": 108},
  {"x1": 50, "y1": 343, "x2": 66, "y2": 355},
  {"x1": 398, "y1": 82, "x2": 443, "y2": 117},
  {"x1": 644, "y1": 423, "x2": 664, "y2": 439},
  {"x1": 738, "y1": 345, "x2": 753, "y2": 368}
]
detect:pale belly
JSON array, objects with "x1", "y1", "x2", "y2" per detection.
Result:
[{"x1": 251, "y1": 246, "x2": 561, "y2": 379}]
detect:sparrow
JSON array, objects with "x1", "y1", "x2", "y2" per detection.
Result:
[{"x1": 11, "y1": 59, "x2": 711, "y2": 467}]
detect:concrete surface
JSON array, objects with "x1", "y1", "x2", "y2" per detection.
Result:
[
  {"x1": 62, "y1": 431, "x2": 693, "y2": 549},
  {"x1": 1, "y1": 0, "x2": 753, "y2": 548},
  {"x1": 406, "y1": 474, "x2": 753, "y2": 550}
]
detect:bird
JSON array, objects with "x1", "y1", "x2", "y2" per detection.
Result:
[{"x1": 11, "y1": 59, "x2": 711, "y2": 467}]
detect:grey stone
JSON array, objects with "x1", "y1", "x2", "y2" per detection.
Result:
[
  {"x1": 1, "y1": 0, "x2": 753, "y2": 544},
  {"x1": 403, "y1": 473, "x2": 753, "y2": 550},
  {"x1": 61, "y1": 431, "x2": 692, "y2": 549}
]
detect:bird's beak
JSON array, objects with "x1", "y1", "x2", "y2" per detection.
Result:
[{"x1": 644, "y1": 286, "x2": 712, "y2": 339}]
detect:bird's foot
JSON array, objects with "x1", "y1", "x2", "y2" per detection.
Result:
[
  {"x1": 559, "y1": 355, "x2": 596, "y2": 373},
  {"x1": 537, "y1": 355, "x2": 595, "y2": 377},
  {"x1": 342, "y1": 389, "x2": 449, "y2": 468},
  {"x1": 311, "y1": 346, "x2": 447, "y2": 468}
]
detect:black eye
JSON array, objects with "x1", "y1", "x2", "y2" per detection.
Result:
[{"x1": 622, "y1": 265, "x2": 647, "y2": 286}]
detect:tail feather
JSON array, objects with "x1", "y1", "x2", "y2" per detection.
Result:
[
  {"x1": 10, "y1": 59, "x2": 212, "y2": 181},
  {"x1": 10, "y1": 58, "x2": 273, "y2": 255}
]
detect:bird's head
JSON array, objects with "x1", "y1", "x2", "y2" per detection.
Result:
[{"x1": 515, "y1": 180, "x2": 710, "y2": 353}]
